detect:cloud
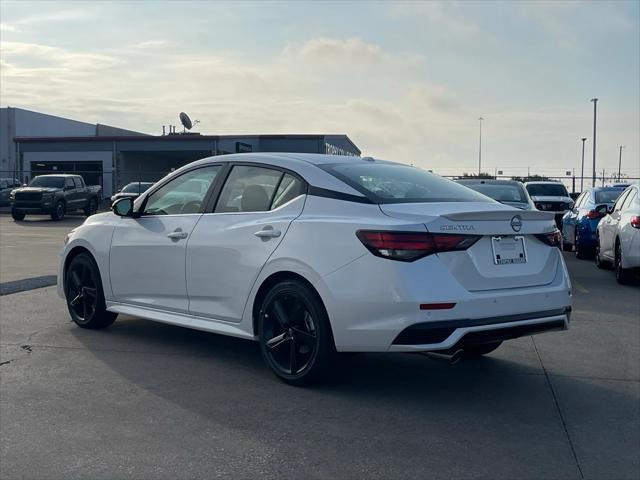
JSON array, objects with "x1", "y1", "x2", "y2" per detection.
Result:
[
  {"x1": 0, "y1": 22, "x2": 20, "y2": 33},
  {"x1": 389, "y1": 2, "x2": 484, "y2": 38}
]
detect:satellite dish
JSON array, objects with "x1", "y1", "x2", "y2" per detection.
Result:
[{"x1": 179, "y1": 112, "x2": 193, "y2": 131}]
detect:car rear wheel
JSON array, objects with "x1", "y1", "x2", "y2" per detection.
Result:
[
  {"x1": 258, "y1": 279, "x2": 335, "y2": 385},
  {"x1": 51, "y1": 201, "x2": 65, "y2": 221},
  {"x1": 65, "y1": 252, "x2": 117, "y2": 329},
  {"x1": 615, "y1": 242, "x2": 633, "y2": 285},
  {"x1": 11, "y1": 209, "x2": 25, "y2": 221},
  {"x1": 84, "y1": 197, "x2": 98, "y2": 216},
  {"x1": 463, "y1": 341, "x2": 502, "y2": 357}
]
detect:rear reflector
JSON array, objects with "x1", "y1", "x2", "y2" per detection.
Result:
[
  {"x1": 420, "y1": 303, "x2": 456, "y2": 310},
  {"x1": 356, "y1": 230, "x2": 480, "y2": 262},
  {"x1": 631, "y1": 216, "x2": 640, "y2": 229},
  {"x1": 535, "y1": 230, "x2": 562, "y2": 248}
]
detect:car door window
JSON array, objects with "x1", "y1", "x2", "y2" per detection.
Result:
[
  {"x1": 65, "y1": 178, "x2": 75, "y2": 189},
  {"x1": 271, "y1": 174, "x2": 305, "y2": 209},
  {"x1": 144, "y1": 166, "x2": 220, "y2": 215},
  {"x1": 613, "y1": 190, "x2": 630, "y2": 212},
  {"x1": 214, "y1": 165, "x2": 283, "y2": 213},
  {"x1": 622, "y1": 190, "x2": 637, "y2": 211},
  {"x1": 73, "y1": 178, "x2": 82, "y2": 188}
]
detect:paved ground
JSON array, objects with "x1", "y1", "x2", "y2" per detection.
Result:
[
  {"x1": 0, "y1": 214, "x2": 84, "y2": 283},
  {"x1": 0, "y1": 221, "x2": 638, "y2": 478}
]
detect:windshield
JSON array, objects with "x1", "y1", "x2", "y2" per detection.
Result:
[
  {"x1": 121, "y1": 182, "x2": 153, "y2": 194},
  {"x1": 28, "y1": 176, "x2": 65, "y2": 188},
  {"x1": 595, "y1": 189, "x2": 624, "y2": 204},
  {"x1": 461, "y1": 183, "x2": 528, "y2": 204},
  {"x1": 525, "y1": 183, "x2": 568, "y2": 197},
  {"x1": 323, "y1": 163, "x2": 493, "y2": 204}
]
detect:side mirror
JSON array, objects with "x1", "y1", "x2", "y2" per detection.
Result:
[{"x1": 112, "y1": 197, "x2": 134, "y2": 217}]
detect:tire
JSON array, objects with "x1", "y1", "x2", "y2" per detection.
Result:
[
  {"x1": 258, "y1": 279, "x2": 335, "y2": 385},
  {"x1": 463, "y1": 341, "x2": 502, "y2": 357},
  {"x1": 84, "y1": 197, "x2": 98, "y2": 216},
  {"x1": 615, "y1": 241, "x2": 634, "y2": 285},
  {"x1": 51, "y1": 201, "x2": 65, "y2": 221},
  {"x1": 11, "y1": 209, "x2": 25, "y2": 221},
  {"x1": 65, "y1": 252, "x2": 117, "y2": 329}
]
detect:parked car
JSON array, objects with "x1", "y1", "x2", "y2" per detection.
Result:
[
  {"x1": 456, "y1": 179, "x2": 536, "y2": 210},
  {"x1": 110, "y1": 182, "x2": 154, "y2": 205},
  {"x1": 525, "y1": 181, "x2": 574, "y2": 228},
  {"x1": 10, "y1": 174, "x2": 101, "y2": 221},
  {"x1": 59, "y1": 153, "x2": 571, "y2": 385},
  {"x1": 596, "y1": 184, "x2": 640, "y2": 284},
  {"x1": 0, "y1": 177, "x2": 21, "y2": 206},
  {"x1": 561, "y1": 186, "x2": 626, "y2": 258}
]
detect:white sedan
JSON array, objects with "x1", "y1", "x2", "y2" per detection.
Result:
[
  {"x1": 58, "y1": 153, "x2": 572, "y2": 384},
  {"x1": 596, "y1": 184, "x2": 640, "y2": 284}
]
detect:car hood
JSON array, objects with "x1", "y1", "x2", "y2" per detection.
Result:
[
  {"x1": 14, "y1": 187, "x2": 60, "y2": 193},
  {"x1": 530, "y1": 195, "x2": 572, "y2": 203}
]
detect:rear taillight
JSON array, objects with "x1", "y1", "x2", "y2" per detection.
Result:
[
  {"x1": 631, "y1": 216, "x2": 640, "y2": 229},
  {"x1": 586, "y1": 209, "x2": 605, "y2": 219},
  {"x1": 535, "y1": 230, "x2": 562, "y2": 248},
  {"x1": 356, "y1": 231, "x2": 480, "y2": 262}
]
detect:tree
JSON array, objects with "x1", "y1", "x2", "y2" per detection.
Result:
[{"x1": 458, "y1": 172, "x2": 495, "y2": 179}]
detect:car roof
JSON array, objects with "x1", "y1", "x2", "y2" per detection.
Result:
[
  {"x1": 34, "y1": 174, "x2": 79, "y2": 177},
  {"x1": 524, "y1": 181, "x2": 564, "y2": 185},
  {"x1": 457, "y1": 179, "x2": 523, "y2": 186}
]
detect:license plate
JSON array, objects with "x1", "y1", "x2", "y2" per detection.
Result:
[{"x1": 491, "y1": 236, "x2": 527, "y2": 265}]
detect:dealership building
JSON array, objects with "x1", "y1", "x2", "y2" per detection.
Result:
[{"x1": 1, "y1": 107, "x2": 361, "y2": 196}]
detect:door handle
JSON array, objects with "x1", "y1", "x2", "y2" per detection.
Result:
[
  {"x1": 254, "y1": 227, "x2": 281, "y2": 239},
  {"x1": 167, "y1": 229, "x2": 188, "y2": 240}
]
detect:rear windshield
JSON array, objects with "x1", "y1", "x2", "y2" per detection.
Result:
[
  {"x1": 525, "y1": 183, "x2": 568, "y2": 197},
  {"x1": 595, "y1": 189, "x2": 624, "y2": 204},
  {"x1": 28, "y1": 177, "x2": 65, "y2": 188},
  {"x1": 322, "y1": 163, "x2": 493, "y2": 204},
  {"x1": 122, "y1": 182, "x2": 153, "y2": 194},
  {"x1": 461, "y1": 183, "x2": 528, "y2": 204}
]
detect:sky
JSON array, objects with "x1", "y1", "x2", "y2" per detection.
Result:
[{"x1": 1, "y1": 0, "x2": 638, "y2": 179}]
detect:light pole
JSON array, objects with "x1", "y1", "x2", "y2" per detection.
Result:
[
  {"x1": 478, "y1": 117, "x2": 484, "y2": 176},
  {"x1": 618, "y1": 145, "x2": 625, "y2": 182},
  {"x1": 580, "y1": 137, "x2": 586, "y2": 192},
  {"x1": 590, "y1": 98, "x2": 598, "y2": 187}
]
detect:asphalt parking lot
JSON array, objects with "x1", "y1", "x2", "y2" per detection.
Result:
[{"x1": 0, "y1": 213, "x2": 638, "y2": 479}]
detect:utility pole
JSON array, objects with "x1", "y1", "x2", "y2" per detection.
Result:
[
  {"x1": 601, "y1": 168, "x2": 605, "y2": 187},
  {"x1": 580, "y1": 137, "x2": 587, "y2": 192},
  {"x1": 478, "y1": 117, "x2": 484, "y2": 176},
  {"x1": 591, "y1": 98, "x2": 598, "y2": 187},
  {"x1": 618, "y1": 145, "x2": 624, "y2": 182}
]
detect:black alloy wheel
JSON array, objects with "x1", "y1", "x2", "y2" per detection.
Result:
[
  {"x1": 574, "y1": 228, "x2": 589, "y2": 259},
  {"x1": 51, "y1": 201, "x2": 65, "y2": 221},
  {"x1": 595, "y1": 237, "x2": 610, "y2": 270},
  {"x1": 259, "y1": 280, "x2": 334, "y2": 385},
  {"x1": 65, "y1": 253, "x2": 117, "y2": 329}
]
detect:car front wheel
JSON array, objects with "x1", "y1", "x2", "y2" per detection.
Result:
[
  {"x1": 11, "y1": 209, "x2": 25, "y2": 221},
  {"x1": 51, "y1": 201, "x2": 65, "y2": 221},
  {"x1": 258, "y1": 279, "x2": 335, "y2": 385},
  {"x1": 65, "y1": 252, "x2": 117, "y2": 329}
]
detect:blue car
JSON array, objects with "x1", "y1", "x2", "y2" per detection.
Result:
[{"x1": 562, "y1": 186, "x2": 626, "y2": 258}]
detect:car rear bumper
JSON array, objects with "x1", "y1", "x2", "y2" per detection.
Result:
[
  {"x1": 388, "y1": 308, "x2": 570, "y2": 352},
  {"x1": 320, "y1": 247, "x2": 572, "y2": 352}
]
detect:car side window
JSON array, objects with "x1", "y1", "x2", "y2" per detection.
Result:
[
  {"x1": 73, "y1": 178, "x2": 82, "y2": 188},
  {"x1": 144, "y1": 165, "x2": 220, "y2": 216},
  {"x1": 272, "y1": 174, "x2": 305, "y2": 209},
  {"x1": 622, "y1": 190, "x2": 637, "y2": 211},
  {"x1": 613, "y1": 190, "x2": 630, "y2": 212},
  {"x1": 214, "y1": 165, "x2": 283, "y2": 213},
  {"x1": 65, "y1": 178, "x2": 75, "y2": 189}
]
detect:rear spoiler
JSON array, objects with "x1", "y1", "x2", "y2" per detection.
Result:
[{"x1": 442, "y1": 210, "x2": 555, "y2": 221}]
